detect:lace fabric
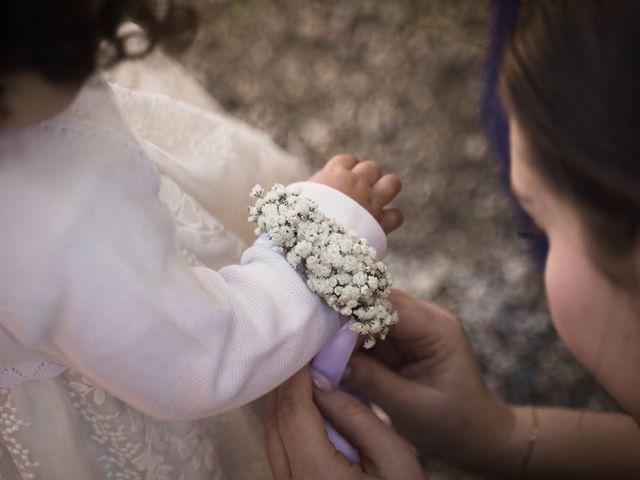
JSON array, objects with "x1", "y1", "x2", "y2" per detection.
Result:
[
  {"x1": 61, "y1": 369, "x2": 220, "y2": 480},
  {"x1": 158, "y1": 175, "x2": 246, "y2": 269},
  {"x1": 0, "y1": 371, "x2": 270, "y2": 480},
  {"x1": 0, "y1": 360, "x2": 66, "y2": 389}
]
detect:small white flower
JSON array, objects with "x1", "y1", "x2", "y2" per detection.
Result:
[
  {"x1": 363, "y1": 337, "x2": 376, "y2": 349},
  {"x1": 353, "y1": 272, "x2": 367, "y2": 286},
  {"x1": 286, "y1": 185, "x2": 303, "y2": 195},
  {"x1": 287, "y1": 251, "x2": 301, "y2": 267},
  {"x1": 250, "y1": 185, "x2": 264, "y2": 198},
  {"x1": 294, "y1": 240, "x2": 313, "y2": 258},
  {"x1": 342, "y1": 256, "x2": 358, "y2": 273},
  {"x1": 273, "y1": 184, "x2": 286, "y2": 196},
  {"x1": 262, "y1": 203, "x2": 277, "y2": 218}
]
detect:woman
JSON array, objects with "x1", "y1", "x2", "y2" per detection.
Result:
[{"x1": 265, "y1": 2, "x2": 640, "y2": 478}]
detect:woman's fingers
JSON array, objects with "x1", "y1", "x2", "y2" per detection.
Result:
[
  {"x1": 275, "y1": 368, "x2": 353, "y2": 478},
  {"x1": 368, "y1": 336, "x2": 405, "y2": 370},
  {"x1": 267, "y1": 365, "x2": 426, "y2": 480},
  {"x1": 342, "y1": 353, "x2": 419, "y2": 418},
  {"x1": 387, "y1": 289, "x2": 459, "y2": 350},
  {"x1": 265, "y1": 390, "x2": 292, "y2": 479},
  {"x1": 313, "y1": 385, "x2": 426, "y2": 480}
]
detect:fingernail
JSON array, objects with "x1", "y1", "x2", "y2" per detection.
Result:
[{"x1": 311, "y1": 369, "x2": 334, "y2": 392}]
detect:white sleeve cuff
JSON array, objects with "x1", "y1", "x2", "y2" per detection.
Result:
[{"x1": 289, "y1": 181, "x2": 387, "y2": 259}]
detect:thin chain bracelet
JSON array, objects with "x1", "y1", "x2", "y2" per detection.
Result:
[{"x1": 517, "y1": 406, "x2": 539, "y2": 479}]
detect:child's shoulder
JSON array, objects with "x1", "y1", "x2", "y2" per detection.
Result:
[{"x1": 0, "y1": 80, "x2": 163, "y2": 268}]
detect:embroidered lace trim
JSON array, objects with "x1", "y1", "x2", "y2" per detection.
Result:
[
  {"x1": 0, "y1": 361, "x2": 67, "y2": 389},
  {"x1": 0, "y1": 389, "x2": 40, "y2": 479}
]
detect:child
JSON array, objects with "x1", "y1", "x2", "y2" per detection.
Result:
[{"x1": 0, "y1": 1, "x2": 403, "y2": 478}]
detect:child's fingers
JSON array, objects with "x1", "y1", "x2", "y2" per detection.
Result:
[
  {"x1": 379, "y1": 208, "x2": 404, "y2": 233},
  {"x1": 373, "y1": 174, "x2": 402, "y2": 206},
  {"x1": 327, "y1": 154, "x2": 360, "y2": 170},
  {"x1": 352, "y1": 160, "x2": 383, "y2": 185}
]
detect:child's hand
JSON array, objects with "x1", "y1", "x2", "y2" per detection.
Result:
[{"x1": 308, "y1": 155, "x2": 403, "y2": 233}]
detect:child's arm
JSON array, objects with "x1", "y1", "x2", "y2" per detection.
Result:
[{"x1": 2, "y1": 154, "x2": 400, "y2": 421}]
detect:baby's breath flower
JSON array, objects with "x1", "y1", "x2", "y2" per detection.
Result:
[
  {"x1": 249, "y1": 184, "x2": 398, "y2": 347},
  {"x1": 250, "y1": 185, "x2": 265, "y2": 198},
  {"x1": 353, "y1": 272, "x2": 367, "y2": 286}
]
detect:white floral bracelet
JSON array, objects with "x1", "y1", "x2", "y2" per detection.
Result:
[{"x1": 249, "y1": 184, "x2": 398, "y2": 348}]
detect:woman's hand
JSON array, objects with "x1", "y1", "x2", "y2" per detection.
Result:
[
  {"x1": 265, "y1": 366, "x2": 426, "y2": 480},
  {"x1": 342, "y1": 289, "x2": 517, "y2": 474},
  {"x1": 308, "y1": 155, "x2": 403, "y2": 234}
]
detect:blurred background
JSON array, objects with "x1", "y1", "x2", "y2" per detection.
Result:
[{"x1": 173, "y1": 1, "x2": 614, "y2": 478}]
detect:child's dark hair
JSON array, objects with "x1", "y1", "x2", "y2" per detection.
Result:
[
  {"x1": 1, "y1": 0, "x2": 196, "y2": 85},
  {"x1": 501, "y1": 1, "x2": 640, "y2": 273}
]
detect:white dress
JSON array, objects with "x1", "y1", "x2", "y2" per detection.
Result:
[{"x1": 0, "y1": 53, "x2": 387, "y2": 479}]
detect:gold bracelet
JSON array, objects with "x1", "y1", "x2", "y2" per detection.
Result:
[{"x1": 517, "y1": 407, "x2": 539, "y2": 479}]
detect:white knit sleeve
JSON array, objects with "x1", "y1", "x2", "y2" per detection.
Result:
[{"x1": 3, "y1": 170, "x2": 383, "y2": 422}]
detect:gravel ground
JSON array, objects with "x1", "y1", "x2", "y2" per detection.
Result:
[{"x1": 175, "y1": 1, "x2": 615, "y2": 478}]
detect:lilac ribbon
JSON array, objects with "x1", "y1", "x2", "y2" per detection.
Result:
[{"x1": 311, "y1": 323, "x2": 361, "y2": 463}]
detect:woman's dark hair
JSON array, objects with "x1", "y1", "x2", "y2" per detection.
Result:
[
  {"x1": 0, "y1": 0, "x2": 196, "y2": 85},
  {"x1": 501, "y1": 1, "x2": 640, "y2": 266}
]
